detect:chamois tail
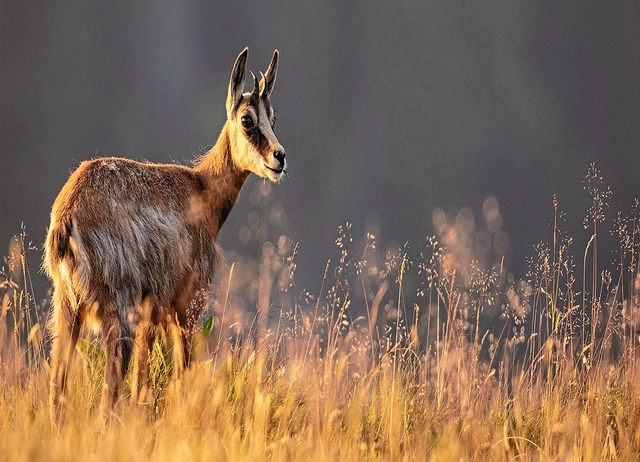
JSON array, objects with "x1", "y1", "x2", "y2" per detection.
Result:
[{"x1": 43, "y1": 216, "x2": 72, "y2": 276}]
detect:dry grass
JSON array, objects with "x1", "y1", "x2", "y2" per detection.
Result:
[{"x1": 2, "y1": 163, "x2": 640, "y2": 461}]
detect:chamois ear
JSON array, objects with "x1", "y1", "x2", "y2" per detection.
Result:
[
  {"x1": 227, "y1": 48, "x2": 248, "y2": 118},
  {"x1": 260, "y1": 49, "x2": 278, "y2": 99}
]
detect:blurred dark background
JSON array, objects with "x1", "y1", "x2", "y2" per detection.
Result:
[{"x1": 2, "y1": 1, "x2": 639, "y2": 301}]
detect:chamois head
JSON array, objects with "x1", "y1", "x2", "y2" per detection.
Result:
[{"x1": 226, "y1": 48, "x2": 286, "y2": 182}]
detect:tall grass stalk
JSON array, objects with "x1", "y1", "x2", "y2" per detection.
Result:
[{"x1": 1, "y1": 164, "x2": 640, "y2": 460}]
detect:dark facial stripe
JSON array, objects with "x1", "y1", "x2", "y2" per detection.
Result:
[
  {"x1": 247, "y1": 125, "x2": 270, "y2": 152},
  {"x1": 242, "y1": 96, "x2": 275, "y2": 154}
]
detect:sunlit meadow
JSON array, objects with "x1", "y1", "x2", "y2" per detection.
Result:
[{"x1": 1, "y1": 163, "x2": 640, "y2": 461}]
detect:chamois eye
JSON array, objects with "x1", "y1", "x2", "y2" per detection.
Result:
[{"x1": 241, "y1": 116, "x2": 253, "y2": 129}]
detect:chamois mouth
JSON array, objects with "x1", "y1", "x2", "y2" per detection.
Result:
[{"x1": 265, "y1": 164, "x2": 284, "y2": 175}]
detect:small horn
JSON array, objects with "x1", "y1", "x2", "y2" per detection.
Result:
[
  {"x1": 250, "y1": 71, "x2": 259, "y2": 97},
  {"x1": 259, "y1": 71, "x2": 266, "y2": 97}
]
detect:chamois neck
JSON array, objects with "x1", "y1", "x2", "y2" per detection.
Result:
[
  {"x1": 195, "y1": 121, "x2": 250, "y2": 230},
  {"x1": 196, "y1": 123, "x2": 235, "y2": 174}
]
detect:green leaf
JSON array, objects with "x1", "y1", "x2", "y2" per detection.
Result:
[
  {"x1": 200, "y1": 314, "x2": 214, "y2": 339},
  {"x1": 76, "y1": 337, "x2": 104, "y2": 360}
]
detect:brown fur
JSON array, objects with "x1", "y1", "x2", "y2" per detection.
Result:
[{"x1": 43, "y1": 48, "x2": 286, "y2": 429}]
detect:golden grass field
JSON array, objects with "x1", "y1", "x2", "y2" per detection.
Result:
[{"x1": 1, "y1": 164, "x2": 640, "y2": 461}]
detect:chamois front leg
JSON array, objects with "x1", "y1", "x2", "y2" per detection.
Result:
[
  {"x1": 49, "y1": 289, "x2": 81, "y2": 432},
  {"x1": 169, "y1": 286, "x2": 200, "y2": 379}
]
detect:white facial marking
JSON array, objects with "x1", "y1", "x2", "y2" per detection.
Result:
[{"x1": 257, "y1": 100, "x2": 285, "y2": 180}]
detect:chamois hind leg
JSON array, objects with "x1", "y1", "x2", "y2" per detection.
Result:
[
  {"x1": 49, "y1": 287, "x2": 82, "y2": 432},
  {"x1": 131, "y1": 298, "x2": 156, "y2": 406},
  {"x1": 100, "y1": 302, "x2": 133, "y2": 424}
]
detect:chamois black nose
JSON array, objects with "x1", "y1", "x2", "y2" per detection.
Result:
[{"x1": 274, "y1": 150, "x2": 286, "y2": 166}]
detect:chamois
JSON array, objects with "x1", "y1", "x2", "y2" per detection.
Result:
[{"x1": 43, "y1": 48, "x2": 286, "y2": 428}]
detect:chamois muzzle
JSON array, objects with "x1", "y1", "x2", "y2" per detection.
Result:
[{"x1": 274, "y1": 150, "x2": 286, "y2": 167}]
